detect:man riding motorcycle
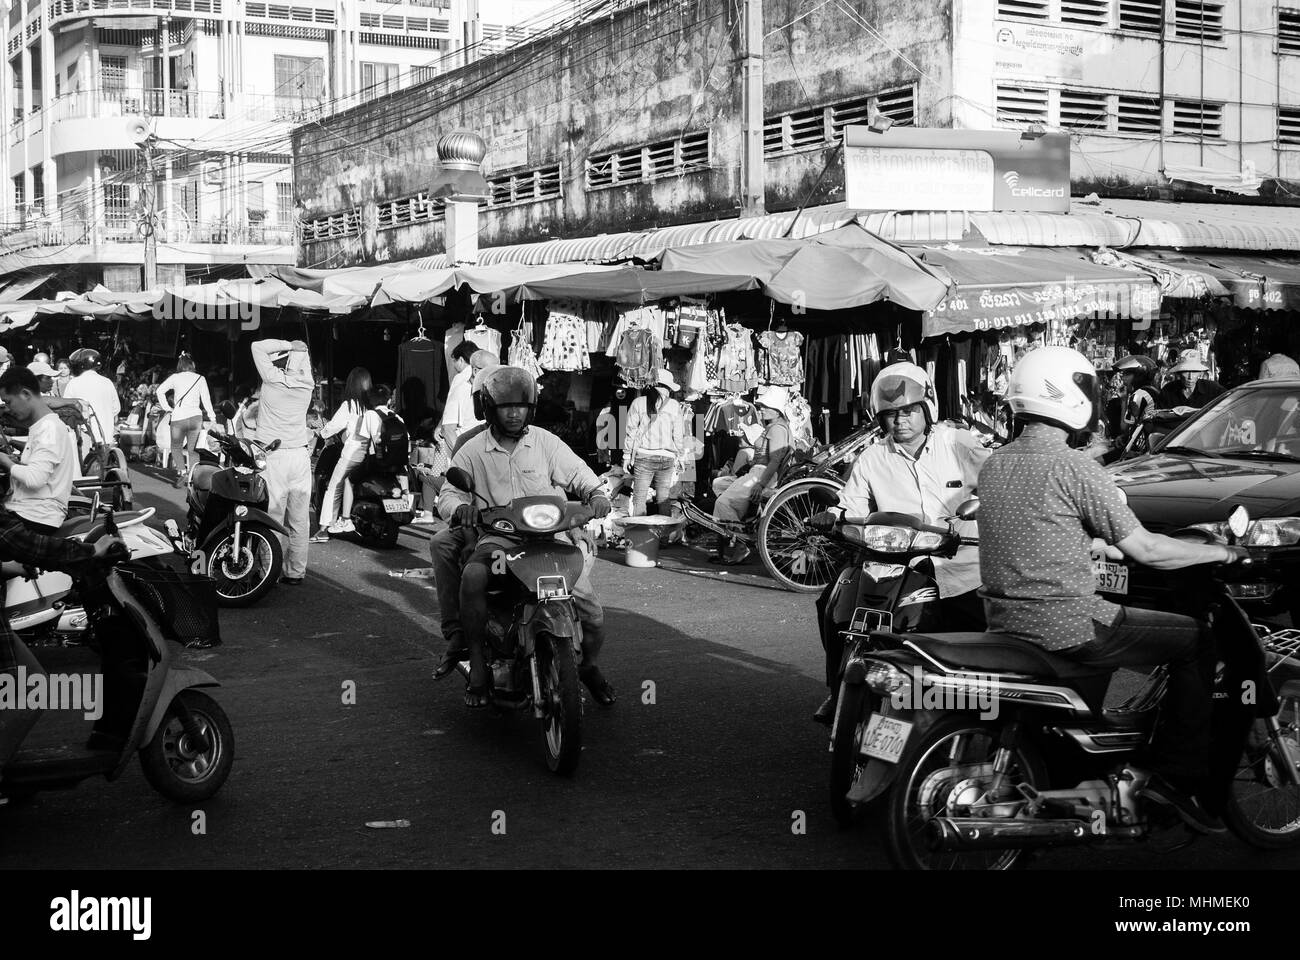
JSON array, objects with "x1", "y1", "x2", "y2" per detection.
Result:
[
  {"x1": 979, "y1": 345, "x2": 1249, "y2": 835},
  {"x1": 436, "y1": 366, "x2": 615, "y2": 709},
  {"x1": 809, "y1": 362, "x2": 989, "y2": 724}
]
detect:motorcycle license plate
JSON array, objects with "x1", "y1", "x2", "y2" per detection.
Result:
[
  {"x1": 1094, "y1": 560, "x2": 1129, "y2": 595},
  {"x1": 382, "y1": 496, "x2": 412, "y2": 514},
  {"x1": 537, "y1": 576, "x2": 569, "y2": 600},
  {"x1": 860, "y1": 714, "x2": 912, "y2": 763}
]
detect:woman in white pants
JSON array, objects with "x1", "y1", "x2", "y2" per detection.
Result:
[{"x1": 313, "y1": 367, "x2": 381, "y2": 540}]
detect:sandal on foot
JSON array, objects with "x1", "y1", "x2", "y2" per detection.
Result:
[
  {"x1": 433, "y1": 647, "x2": 468, "y2": 681},
  {"x1": 464, "y1": 684, "x2": 489, "y2": 708},
  {"x1": 579, "y1": 665, "x2": 616, "y2": 706}
]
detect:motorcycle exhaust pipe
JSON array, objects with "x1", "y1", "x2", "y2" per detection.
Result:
[{"x1": 928, "y1": 817, "x2": 1092, "y2": 851}]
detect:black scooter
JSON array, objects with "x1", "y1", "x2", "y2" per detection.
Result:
[
  {"x1": 442, "y1": 467, "x2": 594, "y2": 775},
  {"x1": 167, "y1": 430, "x2": 286, "y2": 607}
]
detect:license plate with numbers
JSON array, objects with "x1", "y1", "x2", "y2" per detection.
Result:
[{"x1": 1094, "y1": 560, "x2": 1129, "y2": 595}]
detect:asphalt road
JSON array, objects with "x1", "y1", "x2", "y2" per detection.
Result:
[{"x1": 2, "y1": 467, "x2": 1298, "y2": 870}]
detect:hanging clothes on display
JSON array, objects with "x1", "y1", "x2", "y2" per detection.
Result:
[
  {"x1": 509, "y1": 325, "x2": 545, "y2": 382},
  {"x1": 610, "y1": 309, "x2": 662, "y2": 388},
  {"x1": 538, "y1": 311, "x2": 590, "y2": 372},
  {"x1": 605, "y1": 305, "x2": 668, "y2": 352},
  {"x1": 394, "y1": 332, "x2": 441, "y2": 417},
  {"x1": 717, "y1": 322, "x2": 758, "y2": 393},
  {"x1": 757, "y1": 328, "x2": 805, "y2": 387},
  {"x1": 464, "y1": 320, "x2": 502, "y2": 358}
]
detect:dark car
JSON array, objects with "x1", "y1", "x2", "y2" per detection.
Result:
[{"x1": 1104, "y1": 377, "x2": 1300, "y2": 624}]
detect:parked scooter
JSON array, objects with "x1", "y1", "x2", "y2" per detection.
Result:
[
  {"x1": 312, "y1": 412, "x2": 413, "y2": 549},
  {"x1": 441, "y1": 467, "x2": 594, "y2": 775},
  {"x1": 843, "y1": 505, "x2": 1300, "y2": 869},
  {"x1": 1, "y1": 510, "x2": 233, "y2": 807},
  {"x1": 810, "y1": 490, "x2": 983, "y2": 826},
  {"x1": 174, "y1": 427, "x2": 285, "y2": 606}
]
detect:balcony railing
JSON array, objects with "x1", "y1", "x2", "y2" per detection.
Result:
[
  {"x1": 52, "y1": 87, "x2": 225, "y2": 122},
  {"x1": 46, "y1": 0, "x2": 223, "y2": 21},
  {"x1": 0, "y1": 216, "x2": 294, "y2": 254}
]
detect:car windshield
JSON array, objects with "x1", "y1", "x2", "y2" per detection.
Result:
[{"x1": 1161, "y1": 386, "x2": 1300, "y2": 458}]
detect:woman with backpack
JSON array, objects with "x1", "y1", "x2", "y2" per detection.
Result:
[
  {"x1": 313, "y1": 366, "x2": 383, "y2": 540},
  {"x1": 155, "y1": 352, "x2": 215, "y2": 487}
]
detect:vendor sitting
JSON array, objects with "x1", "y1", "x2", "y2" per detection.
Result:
[{"x1": 710, "y1": 387, "x2": 792, "y2": 564}]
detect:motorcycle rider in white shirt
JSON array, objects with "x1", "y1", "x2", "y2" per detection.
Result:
[
  {"x1": 809, "y1": 362, "x2": 989, "y2": 724},
  {"x1": 63, "y1": 347, "x2": 121, "y2": 449}
]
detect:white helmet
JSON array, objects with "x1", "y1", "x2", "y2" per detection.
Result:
[
  {"x1": 870, "y1": 362, "x2": 938, "y2": 426},
  {"x1": 1004, "y1": 346, "x2": 1100, "y2": 433}
]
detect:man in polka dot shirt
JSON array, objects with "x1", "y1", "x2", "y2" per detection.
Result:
[{"x1": 979, "y1": 347, "x2": 1249, "y2": 835}]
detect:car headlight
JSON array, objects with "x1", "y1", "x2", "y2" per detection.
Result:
[
  {"x1": 520, "y1": 503, "x2": 562, "y2": 531},
  {"x1": 1190, "y1": 517, "x2": 1300, "y2": 547}
]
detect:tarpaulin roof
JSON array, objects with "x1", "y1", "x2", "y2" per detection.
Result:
[
  {"x1": 1089, "y1": 247, "x2": 1230, "y2": 300},
  {"x1": 911, "y1": 246, "x2": 1161, "y2": 338},
  {"x1": 657, "y1": 224, "x2": 950, "y2": 312},
  {"x1": 1174, "y1": 254, "x2": 1300, "y2": 311}
]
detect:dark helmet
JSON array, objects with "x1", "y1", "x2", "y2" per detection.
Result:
[
  {"x1": 69, "y1": 347, "x2": 101, "y2": 374},
  {"x1": 479, "y1": 365, "x2": 537, "y2": 440},
  {"x1": 1114, "y1": 354, "x2": 1157, "y2": 386}
]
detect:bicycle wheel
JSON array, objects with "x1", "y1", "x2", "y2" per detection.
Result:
[{"x1": 757, "y1": 479, "x2": 849, "y2": 593}]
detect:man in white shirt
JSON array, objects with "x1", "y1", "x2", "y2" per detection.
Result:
[
  {"x1": 809, "y1": 362, "x2": 990, "y2": 724},
  {"x1": 63, "y1": 348, "x2": 121, "y2": 446},
  {"x1": 251, "y1": 338, "x2": 315, "y2": 585},
  {"x1": 0, "y1": 367, "x2": 75, "y2": 533},
  {"x1": 437, "y1": 341, "x2": 480, "y2": 451}
]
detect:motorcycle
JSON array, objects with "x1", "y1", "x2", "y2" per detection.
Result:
[
  {"x1": 1, "y1": 509, "x2": 233, "y2": 808},
  {"x1": 809, "y1": 492, "x2": 983, "y2": 826},
  {"x1": 441, "y1": 467, "x2": 594, "y2": 776},
  {"x1": 6, "y1": 505, "x2": 177, "y2": 644},
  {"x1": 175, "y1": 428, "x2": 285, "y2": 607},
  {"x1": 337, "y1": 456, "x2": 413, "y2": 549},
  {"x1": 845, "y1": 505, "x2": 1300, "y2": 869}
]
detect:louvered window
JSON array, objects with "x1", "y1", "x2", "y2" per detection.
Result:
[
  {"x1": 1060, "y1": 0, "x2": 1109, "y2": 27},
  {"x1": 1280, "y1": 107, "x2": 1300, "y2": 144},
  {"x1": 1118, "y1": 0, "x2": 1162, "y2": 32},
  {"x1": 996, "y1": 84, "x2": 1049, "y2": 125},
  {"x1": 997, "y1": 0, "x2": 1047, "y2": 19},
  {"x1": 1174, "y1": 1, "x2": 1223, "y2": 41},
  {"x1": 586, "y1": 133, "x2": 709, "y2": 190},
  {"x1": 1059, "y1": 89, "x2": 1108, "y2": 129},
  {"x1": 874, "y1": 86, "x2": 916, "y2": 125},
  {"x1": 488, "y1": 165, "x2": 562, "y2": 206},
  {"x1": 1172, "y1": 100, "x2": 1222, "y2": 138},
  {"x1": 1281, "y1": 8, "x2": 1300, "y2": 53},
  {"x1": 1117, "y1": 94, "x2": 1162, "y2": 133}
]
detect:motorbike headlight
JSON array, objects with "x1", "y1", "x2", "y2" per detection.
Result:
[
  {"x1": 520, "y1": 503, "x2": 562, "y2": 531},
  {"x1": 1191, "y1": 517, "x2": 1300, "y2": 547},
  {"x1": 853, "y1": 525, "x2": 917, "y2": 553}
]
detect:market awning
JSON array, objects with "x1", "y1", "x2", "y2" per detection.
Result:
[
  {"x1": 511, "y1": 267, "x2": 762, "y2": 303},
  {"x1": 0, "y1": 270, "x2": 56, "y2": 301},
  {"x1": 657, "y1": 224, "x2": 950, "y2": 312},
  {"x1": 911, "y1": 246, "x2": 1161, "y2": 338},
  {"x1": 1165, "y1": 254, "x2": 1300, "y2": 311},
  {"x1": 1137, "y1": 250, "x2": 1260, "y2": 308},
  {"x1": 1089, "y1": 248, "x2": 1230, "y2": 300},
  {"x1": 370, "y1": 263, "x2": 624, "y2": 306}
]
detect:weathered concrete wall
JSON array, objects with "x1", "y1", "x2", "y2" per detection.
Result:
[{"x1": 293, "y1": 0, "x2": 952, "y2": 266}]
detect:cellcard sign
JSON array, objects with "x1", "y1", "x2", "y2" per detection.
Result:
[{"x1": 843, "y1": 128, "x2": 1071, "y2": 213}]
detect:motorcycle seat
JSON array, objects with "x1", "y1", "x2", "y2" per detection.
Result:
[
  {"x1": 1099, "y1": 708, "x2": 1153, "y2": 731},
  {"x1": 896, "y1": 632, "x2": 1109, "y2": 681},
  {"x1": 190, "y1": 463, "x2": 220, "y2": 492}
]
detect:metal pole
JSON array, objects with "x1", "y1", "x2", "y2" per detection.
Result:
[
  {"x1": 142, "y1": 142, "x2": 158, "y2": 290},
  {"x1": 740, "y1": 0, "x2": 765, "y2": 218}
]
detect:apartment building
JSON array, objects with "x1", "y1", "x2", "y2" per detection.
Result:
[{"x1": 0, "y1": 0, "x2": 537, "y2": 292}]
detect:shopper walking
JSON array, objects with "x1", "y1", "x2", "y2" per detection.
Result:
[
  {"x1": 251, "y1": 338, "x2": 315, "y2": 586},
  {"x1": 155, "y1": 353, "x2": 215, "y2": 488},
  {"x1": 313, "y1": 367, "x2": 382, "y2": 540}
]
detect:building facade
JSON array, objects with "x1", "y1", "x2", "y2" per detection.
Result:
[
  {"x1": 293, "y1": 0, "x2": 1300, "y2": 270},
  {"x1": 0, "y1": 0, "x2": 536, "y2": 292}
]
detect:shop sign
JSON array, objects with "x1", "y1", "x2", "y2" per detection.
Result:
[
  {"x1": 993, "y1": 20, "x2": 1102, "y2": 81},
  {"x1": 486, "y1": 129, "x2": 528, "y2": 172},
  {"x1": 923, "y1": 280, "x2": 1160, "y2": 338},
  {"x1": 844, "y1": 128, "x2": 1070, "y2": 213}
]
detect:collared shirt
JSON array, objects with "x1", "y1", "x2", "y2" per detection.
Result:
[
  {"x1": 977, "y1": 423, "x2": 1142, "y2": 652},
  {"x1": 8, "y1": 412, "x2": 76, "y2": 528},
  {"x1": 437, "y1": 425, "x2": 600, "y2": 521},
  {"x1": 0, "y1": 509, "x2": 94, "y2": 669},
  {"x1": 625, "y1": 395, "x2": 685, "y2": 461},
  {"x1": 251, "y1": 340, "x2": 314, "y2": 448},
  {"x1": 441, "y1": 367, "x2": 477, "y2": 431},
  {"x1": 837, "y1": 423, "x2": 989, "y2": 598},
  {"x1": 63, "y1": 370, "x2": 121, "y2": 441}
]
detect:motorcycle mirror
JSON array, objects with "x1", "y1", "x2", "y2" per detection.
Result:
[
  {"x1": 809, "y1": 486, "x2": 839, "y2": 508},
  {"x1": 955, "y1": 498, "x2": 980, "y2": 521},
  {"x1": 1228, "y1": 504, "x2": 1250, "y2": 540},
  {"x1": 445, "y1": 467, "x2": 475, "y2": 494}
]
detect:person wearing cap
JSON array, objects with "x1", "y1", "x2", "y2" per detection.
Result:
[
  {"x1": 1260, "y1": 352, "x2": 1300, "y2": 380},
  {"x1": 808, "y1": 362, "x2": 989, "y2": 724},
  {"x1": 64, "y1": 347, "x2": 120, "y2": 447},
  {"x1": 26, "y1": 360, "x2": 57, "y2": 396},
  {"x1": 0, "y1": 366, "x2": 76, "y2": 533},
  {"x1": 710, "y1": 385, "x2": 793, "y2": 562},
  {"x1": 1156, "y1": 348, "x2": 1224, "y2": 411},
  {"x1": 623, "y1": 369, "x2": 687, "y2": 517},
  {"x1": 251, "y1": 337, "x2": 315, "y2": 585}
]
